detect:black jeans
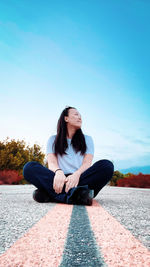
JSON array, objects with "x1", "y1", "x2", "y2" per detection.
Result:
[{"x1": 23, "y1": 159, "x2": 114, "y2": 203}]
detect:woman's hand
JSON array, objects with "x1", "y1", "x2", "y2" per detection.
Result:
[
  {"x1": 53, "y1": 171, "x2": 67, "y2": 194},
  {"x1": 65, "y1": 172, "x2": 80, "y2": 193}
]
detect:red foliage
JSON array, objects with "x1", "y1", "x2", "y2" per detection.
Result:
[
  {"x1": 0, "y1": 170, "x2": 23, "y2": 185},
  {"x1": 117, "y1": 173, "x2": 150, "y2": 188}
]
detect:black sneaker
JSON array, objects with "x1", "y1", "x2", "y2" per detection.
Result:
[
  {"x1": 33, "y1": 189, "x2": 53, "y2": 203},
  {"x1": 75, "y1": 188, "x2": 93, "y2": 206},
  {"x1": 66, "y1": 185, "x2": 94, "y2": 206}
]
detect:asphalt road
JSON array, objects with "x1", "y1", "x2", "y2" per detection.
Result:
[{"x1": 0, "y1": 185, "x2": 150, "y2": 265}]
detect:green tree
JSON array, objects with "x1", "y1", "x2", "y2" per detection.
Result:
[
  {"x1": 28, "y1": 144, "x2": 45, "y2": 163},
  {"x1": 109, "y1": 170, "x2": 125, "y2": 186},
  {"x1": 0, "y1": 137, "x2": 45, "y2": 178},
  {"x1": 124, "y1": 172, "x2": 133, "y2": 178}
]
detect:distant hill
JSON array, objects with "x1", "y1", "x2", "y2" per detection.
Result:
[{"x1": 119, "y1": 165, "x2": 150, "y2": 174}]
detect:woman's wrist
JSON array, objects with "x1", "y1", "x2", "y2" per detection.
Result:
[
  {"x1": 55, "y1": 168, "x2": 63, "y2": 174},
  {"x1": 74, "y1": 170, "x2": 81, "y2": 176}
]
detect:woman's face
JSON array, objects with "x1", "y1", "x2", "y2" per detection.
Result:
[{"x1": 65, "y1": 108, "x2": 82, "y2": 129}]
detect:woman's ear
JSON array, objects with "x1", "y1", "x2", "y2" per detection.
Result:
[{"x1": 64, "y1": 116, "x2": 68, "y2": 122}]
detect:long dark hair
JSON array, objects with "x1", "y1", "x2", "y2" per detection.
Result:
[{"x1": 53, "y1": 106, "x2": 87, "y2": 156}]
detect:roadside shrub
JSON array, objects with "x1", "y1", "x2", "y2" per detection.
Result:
[
  {"x1": 0, "y1": 170, "x2": 23, "y2": 185},
  {"x1": 0, "y1": 137, "x2": 45, "y2": 171},
  {"x1": 117, "y1": 173, "x2": 150, "y2": 188},
  {"x1": 109, "y1": 170, "x2": 124, "y2": 186},
  {"x1": 0, "y1": 137, "x2": 45, "y2": 184}
]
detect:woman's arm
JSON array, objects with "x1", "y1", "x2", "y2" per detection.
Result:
[
  {"x1": 47, "y1": 153, "x2": 67, "y2": 194},
  {"x1": 74, "y1": 154, "x2": 94, "y2": 176},
  {"x1": 65, "y1": 154, "x2": 93, "y2": 193},
  {"x1": 47, "y1": 153, "x2": 60, "y2": 172}
]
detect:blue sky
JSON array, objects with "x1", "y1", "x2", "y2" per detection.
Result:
[{"x1": 0, "y1": 0, "x2": 150, "y2": 170}]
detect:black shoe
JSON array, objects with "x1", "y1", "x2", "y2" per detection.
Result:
[
  {"x1": 33, "y1": 189, "x2": 53, "y2": 203},
  {"x1": 75, "y1": 188, "x2": 93, "y2": 206},
  {"x1": 66, "y1": 185, "x2": 94, "y2": 206}
]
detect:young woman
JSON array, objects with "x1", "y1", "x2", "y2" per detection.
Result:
[{"x1": 23, "y1": 106, "x2": 114, "y2": 205}]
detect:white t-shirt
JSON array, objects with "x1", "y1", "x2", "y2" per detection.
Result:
[{"x1": 46, "y1": 134, "x2": 94, "y2": 174}]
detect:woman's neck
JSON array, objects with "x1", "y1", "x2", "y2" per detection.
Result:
[{"x1": 67, "y1": 127, "x2": 76, "y2": 139}]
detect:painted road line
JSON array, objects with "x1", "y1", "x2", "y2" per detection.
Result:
[
  {"x1": 86, "y1": 200, "x2": 150, "y2": 267},
  {"x1": 59, "y1": 205, "x2": 106, "y2": 267},
  {"x1": 0, "y1": 204, "x2": 73, "y2": 267}
]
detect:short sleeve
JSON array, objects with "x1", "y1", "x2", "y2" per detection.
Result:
[
  {"x1": 46, "y1": 135, "x2": 56, "y2": 155},
  {"x1": 85, "y1": 135, "x2": 94, "y2": 155}
]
